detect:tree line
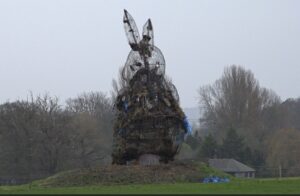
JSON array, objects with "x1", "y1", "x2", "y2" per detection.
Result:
[
  {"x1": 180, "y1": 65, "x2": 300, "y2": 177},
  {"x1": 0, "y1": 92, "x2": 114, "y2": 184}
]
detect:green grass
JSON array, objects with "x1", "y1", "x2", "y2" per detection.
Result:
[{"x1": 1, "y1": 177, "x2": 300, "y2": 194}]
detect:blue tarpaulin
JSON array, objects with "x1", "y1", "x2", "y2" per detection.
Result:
[
  {"x1": 183, "y1": 116, "x2": 192, "y2": 135},
  {"x1": 202, "y1": 176, "x2": 230, "y2": 183}
]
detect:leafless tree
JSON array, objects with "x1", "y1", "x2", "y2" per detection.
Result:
[
  {"x1": 0, "y1": 100, "x2": 39, "y2": 179},
  {"x1": 266, "y1": 128, "x2": 300, "y2": 176},
  {"x1": 33, "y1": 94, "x2": 72, "y2": 174},
  {"x1": 66, "y1": 92, "x2": 114, "y2": 167},
  {"x1": 198, "y1": 65, "x2": 281, "y2": 148},
  {"x1": 0, "y1": 92, "x2": 114, "y2": 182}
]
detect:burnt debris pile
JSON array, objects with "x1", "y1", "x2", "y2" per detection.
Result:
[{"x1": 112, "y1": 10, "x2": 191, "y2": 165}]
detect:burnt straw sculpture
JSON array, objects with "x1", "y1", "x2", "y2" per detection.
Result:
[{"x1": 112, "y1": 10, "x2": 192, "y2": 165}]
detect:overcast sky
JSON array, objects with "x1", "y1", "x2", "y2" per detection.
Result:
[{"x1": 0, "y1": 0, "x2": 299, "y2": 108}]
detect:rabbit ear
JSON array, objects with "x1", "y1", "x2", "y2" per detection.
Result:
[
  {"x1": 142, "y1": 19, "x2": 154, "y2": 46},
  {"x1": 123, "y1": 9, "x2": 140, "y2": 50}
]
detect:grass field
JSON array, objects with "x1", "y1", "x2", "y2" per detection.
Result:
[{"x1": 1, "y1": 177, "x2": 300, "y2": 194}]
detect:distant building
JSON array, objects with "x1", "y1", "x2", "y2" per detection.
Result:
[{"x1": 209, "y1": 158, "x2": 255, "y2": 178}]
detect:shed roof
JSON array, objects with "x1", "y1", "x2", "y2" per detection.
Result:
[{"x1": 208, "y1": 158, "x2": 255, "y2": 172}]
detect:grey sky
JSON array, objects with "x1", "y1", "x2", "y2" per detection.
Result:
[{"x1": 0, "y1": 0, "x2": 299, "y2": 108}]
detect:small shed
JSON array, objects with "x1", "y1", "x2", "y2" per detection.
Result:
[{"x1": 209, "y1": 158, "x2": 255, "y2": 178}]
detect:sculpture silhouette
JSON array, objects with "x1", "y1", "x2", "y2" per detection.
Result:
[{"x1": 112, "y1": 10, "x2": 191, "y2": 165}]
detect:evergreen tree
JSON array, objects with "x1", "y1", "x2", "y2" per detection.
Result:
[
  {"x1": 220, "y1": 127, "x2": 245, "y2": 161},
  {"x1": 185, "y1": 135, "x2": 201, "y2": 150},
  {"x1": 199, "y1": 134, "x2": 218, "y2": 158}
]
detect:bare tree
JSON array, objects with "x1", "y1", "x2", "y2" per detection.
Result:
[
  {"x1": 0, "y1": 94, "x2": 71, "y2": 179},
  {"x1": 0, "y1": 100, "x2": 39, "y2": 180},
  {"x1": 198, "y1": 65, "x2": 281, "y2": 148},
  {"x1": 66, "y1": 92, "x2": 114, "y2": 167},
  {"x1": 33, "y1": 94, "x2": 73, "y2": 174},
  {"x1": 266, "y1": 128, "x2": 300, "y2": 176}
]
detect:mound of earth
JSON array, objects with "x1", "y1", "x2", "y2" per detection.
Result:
[{"x1": 35, "y1": 161, "x2": 231, "y2": 187}]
